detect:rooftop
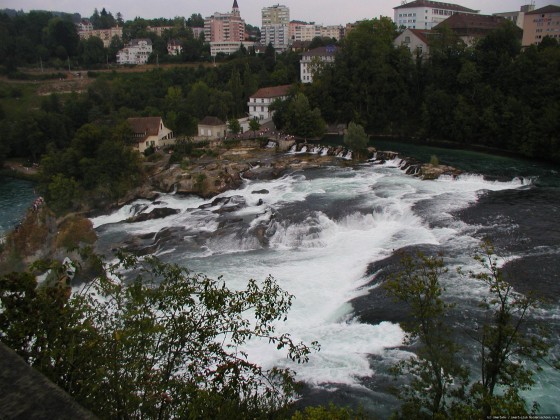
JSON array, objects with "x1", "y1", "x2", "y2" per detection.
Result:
[
  {"x1": 525, "y1": 5, "x2": 560, "y2": 15},
  {"x1": 199, "y1": 116, "x2": 226, "y2": 126},
  {"x1": 435, "y1": 13, "x2": 507, "y2": 31},
  {"x1": 250, "y1": 84, "x2": 292, "y2": 99},
  {"x1": 127, "y1": 116, "x2": 162, "y2": 137},
  {"x1": 300, "y1": 45, "x2": 338, "y2": 57},
  {"x1": 394, "y1": 0, "x2": 479, "y2": 13}
]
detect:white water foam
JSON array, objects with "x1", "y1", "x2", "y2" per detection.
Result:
[{"x1": 92, "y1": 161, "x2": 535, "y2": 391}]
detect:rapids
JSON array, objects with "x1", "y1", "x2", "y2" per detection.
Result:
[{"x1": 92, "y1": 150, "x2": 560, "y2": 416}]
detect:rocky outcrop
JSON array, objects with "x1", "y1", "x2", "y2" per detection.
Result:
[
  {"x1": 125, "y1": 207, "x2": 180, "y2": 223},
  {"x1": 419, "y1": 164, "x2": 462, "y2": 180}
]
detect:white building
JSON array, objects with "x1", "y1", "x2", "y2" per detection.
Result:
[
  {"x1": 117, "y1": 39, "x2": 153, "y2": 65},
  {"x1": 210, "y1": 41, "x2": 255, "y2": 56},
  {"x1": 261, "y1": 4, "x2": 290, "y2": 51},
  {"x1": 393, "y1": 0, "x2": 479, "y2": 30},
  {"x1": 248, "y1": 85, "x2": 291, "y2": 121},
  {"x1": 300, "y1": 45, "x2": 337, "y2": 84},
  {"x1": 167, "y1": 39, "x2": 182, "y2": 55}
]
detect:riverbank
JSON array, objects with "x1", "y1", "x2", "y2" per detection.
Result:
[{"x1": 0, "y1": 161, "x2": 40, "y2": 182}]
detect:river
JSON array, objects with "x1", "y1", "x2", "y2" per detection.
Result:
[
  {"x1": 91, "y1": 142, "x2": 559, "y2": 417},
  {"x1": 0, "y1": 176, "x2": 36, "y2": 239}
]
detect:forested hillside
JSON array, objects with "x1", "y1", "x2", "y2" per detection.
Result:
[{"x1": 1, "y1": 12, "x2": 559, "y2": 174}]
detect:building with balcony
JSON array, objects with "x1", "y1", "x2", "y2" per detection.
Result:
[
  {"x1": 205, "y1": 0, "x2": 245, "y2": 43},
  {"x1": 205, "y1": 0, "x2": 248, "y2": 56},
  {"x1": 248, "y1": 85, "x2": 292, "y2": 121},
  {"x1": 261, "y1": 4, "x2": 290, "y2": 51},
  {"x1": 522, "y1": 5, "x2": 560, "y2": 46},
  {"x1": 78, "y1": 26, "x2": 122, "y2": 47},
  {"x1": 289, "y1": 21, "x2": 344, "y2": 43},
  {"x1": 116, "y1": 39, "x2": 152, "y2": 65}
]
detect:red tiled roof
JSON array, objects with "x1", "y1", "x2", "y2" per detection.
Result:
[
  {"x1": 394, "y1": 0, "x2": 478, "y2": 14},
  {"x1": 250, "y1": 84, "x2": 292, "y2": 99},
  {"x1": 127, "y1": 117, "x2": 162, "y2": 138}
]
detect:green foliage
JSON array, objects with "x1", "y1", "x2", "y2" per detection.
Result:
[
  {"x1": 343, "y1": 122, "x2": 368, "y2": 151},
  {"x1": 47, "y1": 174, "x2": 79, "y2": 215},
  {"x1": 386, "y1": 244, "x2": 554, "y2": 419},
  {"x1": 39, "y1": 123, "x2": 142, "y2": 213},
  {"x1": 458, "y1": 241, "x2": 551, "y2": 418},
  {"x1": 429, "y1": 155, "x2": 439, "y2": 166},
  {"x1": 249, "y1": 118, "x2": 261, "y2": 137},
  {"x1": 292, "y1": 403, "x2": 366, "y2": 419},
  {"x1": 386, "y1": 252, "x2": 467, "y2": 418},
  {"x1": 0, "y1": 253, "x2": 319, "y2": 418},
  {"x1": 273, "y1": 92, "x2": 326, "y2": 139},
  {"x1": 228, "y1": 117, "x2": 241, "y2": 135}
]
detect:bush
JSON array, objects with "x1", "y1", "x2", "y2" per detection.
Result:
[{"x1": 430, "y1": 155, "x2": 439, "y2": 166}]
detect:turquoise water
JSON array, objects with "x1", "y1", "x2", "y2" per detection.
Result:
[{"x1": 0, "y1": 176, "x2": 37, "y2": 237}]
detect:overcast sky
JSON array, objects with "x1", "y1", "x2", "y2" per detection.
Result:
[{"x1": 1, "y1": 0, "x2": 555, "y2": 26}]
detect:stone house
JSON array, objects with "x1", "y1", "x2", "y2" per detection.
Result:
[
  {"x1": 198, "y1": 116, "x2": 227, "y2": 139},
  {"x1": 127, "y1": 117, "x2": 175, "y2": 153}
]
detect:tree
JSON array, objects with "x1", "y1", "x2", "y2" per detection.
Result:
[
  {"x1": 0, "y1": 253, "x2": 318, "y2": 418},
  {"x1": 385, "y1": 252, "x2": 467, "y2": 419},
  {"x1": 386, "y1": 244, "x2": 554, "y2": 419},
  {"x1": 279, "y1": 93, "x2": 326, "y2": 139},
  {"x1": 228, "y1": 118, "x2": 241, "y2": 135},
  {"x1": 78, "y1": 36, "x2": 105, "y2": 66},
  {"x1": 343, "y1": 121, "x2": 368, "y2": 152},
  {"x1": 459, "y1": 242, "x2": 552, "y2": 418},
  {"x1": 249, "y1": 118, "x2": 261, "y2": 138},
  {"x1": 44, "y1": 17, "x2": 80, "y2": 58}
]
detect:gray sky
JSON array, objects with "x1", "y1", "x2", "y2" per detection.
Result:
[{"x1": 0, "y1": 0, "x2": 555, "y2": 26}]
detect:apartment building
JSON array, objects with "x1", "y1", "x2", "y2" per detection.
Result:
[
  {"x1": 261, "y1": 4, "x2": 290, "y2": 51},
  {"x1": 116, "y1": 39, "x2": 152, "y2": 65},
  {"x1": 522, "y1": 5, "x2": 560, "y2": 46},
  {"x1": 205, "y1": 0, "x2": 247, "y2": 55},
  {"x1": 78, "y1": 26, "x2": 123, "y2": 47},
  {"x1": 289, "y1": 21, "x2": 343, "y2": 42},
  {"x1": 394, "y1": 0, "x2": 479, "y2": 30},
  {"x1": 204, "y1": 0, "x2": 245, "y2": 43}
]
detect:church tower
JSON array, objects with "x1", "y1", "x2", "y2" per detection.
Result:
[{"x1": 232, "y1": 0, "x2": 240, "y2": 17}]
